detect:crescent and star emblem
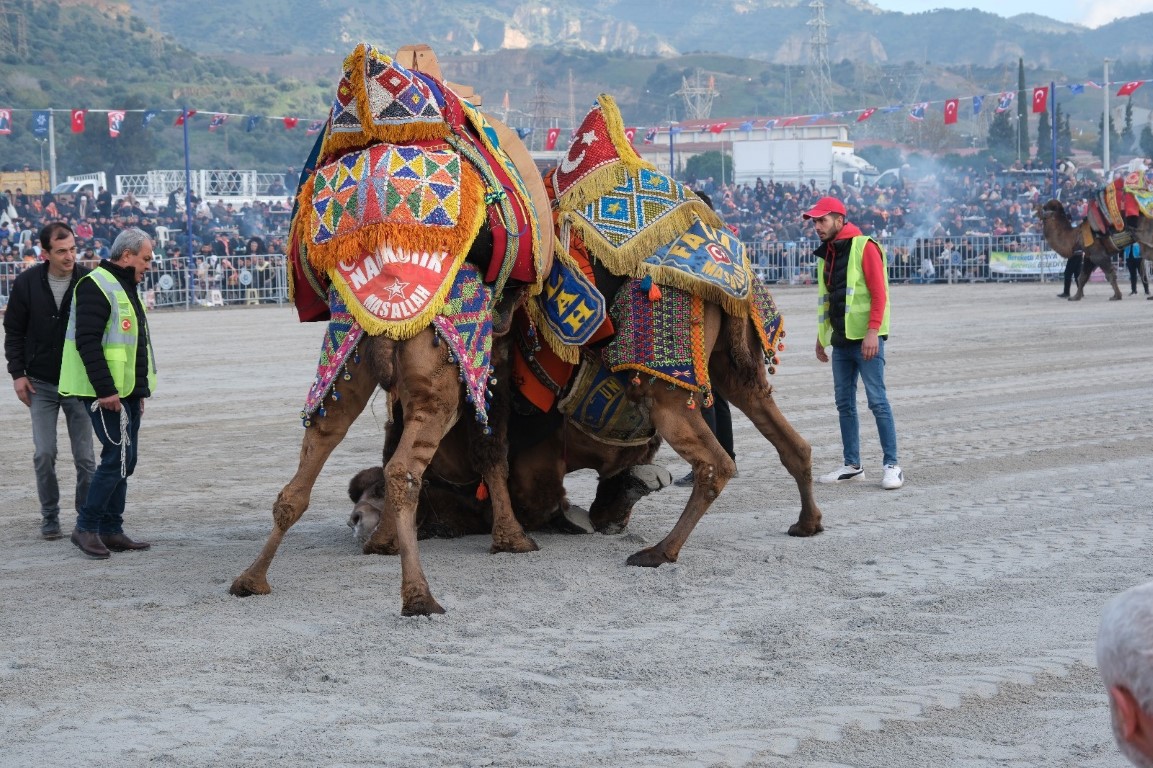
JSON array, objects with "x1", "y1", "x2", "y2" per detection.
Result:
[{"x1": 559, "y1": 129, "x2": 599, "y2": 174}]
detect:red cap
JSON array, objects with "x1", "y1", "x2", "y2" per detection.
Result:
[{"x1": 802, "y1": 196, "x2": 847, "y2": 219}]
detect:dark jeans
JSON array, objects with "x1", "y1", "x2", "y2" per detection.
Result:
[
  {"x1": 702, "y1": 395, "x2": 735, "y2": 460},
  {"x1": 76, "y1": 398, "x2": 142, "y2": 534},
  {"x1": 1126, "y1": 257, "x2": 1148, "y2": 293},
  {"x1": 1063, "y1": 254, "x2": 1083, "y2": 294}
]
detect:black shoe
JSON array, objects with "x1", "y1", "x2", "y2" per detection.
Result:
[
  {"x1": 41, "y1": 517, "x2": 63, "y2": 540},
  {"x1": 1056, "y1": 293, "x2": 1070, "y2": 298}
]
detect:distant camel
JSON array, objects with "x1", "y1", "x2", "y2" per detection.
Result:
[{"x1": 1035, "y1": 200, "x2": 1123, "y2": 301}]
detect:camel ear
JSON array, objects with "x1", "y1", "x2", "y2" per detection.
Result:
[{"x1": 348, "y1": 467, "x2": 385, "y2": 502}]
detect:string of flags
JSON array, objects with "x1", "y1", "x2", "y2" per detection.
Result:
[
  {"x1": 0, "y1": 77, "x2": 1146, "y2": 141},
  {"x1": 0, "y1": 107, "x2": 329, "y2": 138}
]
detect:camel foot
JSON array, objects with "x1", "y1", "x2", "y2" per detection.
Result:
[
  {"x1": 1110, "y1": 295, "x2": 1122, "y2": 301},
  {"x1": 401, "y1": 590, "x2": 445, "y2": 617},
  {"x1": 363, "y1": 538, "x2": 400, "y2": 556},
  {"x1": 788, "y1": 518, "x2": 825, "y2": 537},
  {"x1": 490, "y1": 532, "x2": 539, "y2": 554},
  {"x1": 229, "y1": 572, "x2": 272, "y2": 597},
  {"x1": 626, "y1": 547, "x2": 675, "y2": 568},
  {"x1": 1069, "y1": 295, "x2": 1082, "y2": 301}
]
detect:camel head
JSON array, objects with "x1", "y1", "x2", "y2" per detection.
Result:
[
  {"x1": 1037, "y1": 199, "x2": 1067, "y2": 223},
  {"x1": 347, "y1": 467, "x2": 385, "y2": 542}
]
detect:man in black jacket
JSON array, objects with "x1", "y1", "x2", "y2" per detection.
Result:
[{"x1": 3, "y1": 222, "x2": 96, "y2": 539}]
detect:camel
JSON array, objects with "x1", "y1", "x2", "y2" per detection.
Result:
[
  {"x1": 230, "y1": 43, "x2": 554, "y2": 616},
  {"x1": 1035, "y1": 200, "x2": 1122, "y2": 301}
]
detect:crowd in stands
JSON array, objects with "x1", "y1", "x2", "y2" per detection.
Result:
[{"x1": 1, "y1": 185, "x2": 295, "y2": 304}]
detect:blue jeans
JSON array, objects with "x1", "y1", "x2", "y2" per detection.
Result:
[
  {"x1": 76, "y1": 398, "x2": 142, "y2": 534},
  {"x1": 28, "y1": 378, "x2": 95, "y2": 523},
  {"x1": 831, "y1": 341, "x2": 898, "y2": 467}
]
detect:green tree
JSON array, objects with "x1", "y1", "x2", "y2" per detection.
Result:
[
  {"x1": 1141, "y1": 125, "x2": 1153, "y2": 159},
  {"x1": 1035, "y1": 108, "x2": 1051, "y2": 161},
  {"x1": 684, "y1": 150, "x2": 732, "y2": 185},
  {"x1": 1120, "y1": 98, "x2": 1135, "y2": 153},
  {"x1": 1015, "y1": 58, "x2": 1030, "y2": 162},
  {"x1": 1058, "y1": 110, "x2": 1073, "y2": 157},
  {"x1": 1095, "y1": 112, "x2": 1121, "y2": 159},
  {"x1": 987, "y1": 110, "x2": 1016, "y2": 164}
]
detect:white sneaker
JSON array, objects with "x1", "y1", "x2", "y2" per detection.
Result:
[
  {"x1": 881, "y1": 464, "x2": 904, "y2": 490},
  {"x1": 818, "y1": 465, "x2": 864, "y2": 484}
]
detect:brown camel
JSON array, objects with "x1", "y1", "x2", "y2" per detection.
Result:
[
  {"x1": 230, "y1": 44, "x2": 552, "y2": 616},
  {"x1": 1035, "y1": 199, "x2": 1153, "y2": 301}
]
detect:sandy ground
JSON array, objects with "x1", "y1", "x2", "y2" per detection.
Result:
[{"x1": 2, "y1": 280, "x2": 1150, "y2": 768}]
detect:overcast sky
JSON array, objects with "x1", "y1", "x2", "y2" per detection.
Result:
[{"x1": 870, "y1": 0, "x2": 1153, "y2": 28}]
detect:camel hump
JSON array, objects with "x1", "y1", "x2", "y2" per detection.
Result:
[{"x1": 396, "y1": 44, "x2": 483, "y2": 106}]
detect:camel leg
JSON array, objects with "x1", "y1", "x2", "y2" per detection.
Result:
[
  {"x1": 1104, "y1": 264, "x2": 1123, "y2": 301},
  {"x1": 230, "y1": 354, "x2": 377, "y2": 596},
  {"x1": 625, "y1": 388, "x2": 734, "y2": 567},
  {"x1": 1072, "y1": 264, "x2": 1091, "y2": 301},
  {"x1": 720, "y1": 379, "x2": 823, "y2": 537}
]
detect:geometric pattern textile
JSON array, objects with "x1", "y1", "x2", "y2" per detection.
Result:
[
  {"x1": 557, "y1": 358, "x2": 656, "y2": 447},
  {"x1": 432, "y1": 262, "x2": 496, "y2": 431},
  {"x1": 329, "y1": 43, "x2": 444, "y2": 137},
  {"x1": 302, "y1": 288, "x2": 365, "y2": 421},
  {"x1": 311, "y1": 142, "x2": 463, "y2": 245},
  {"x1": 750, "y1": 278, "x2": 786, "y2": 371},
  {"x1": 644, "y1": 214, "x2": 753, "y2": 303},
  {"x1": 602, "y1": 281, "x2": 708, "y2": 394},
  {"x1": 575, "y1": 167, "x2": 696, "y2": 251}
]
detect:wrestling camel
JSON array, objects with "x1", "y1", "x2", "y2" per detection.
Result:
[
  {"x1": 1035, "y1": 200, "x2": 1122, "y2": 300},
  {"x1": 230, "y1": 43, "x2": 552, "y2": 616}
]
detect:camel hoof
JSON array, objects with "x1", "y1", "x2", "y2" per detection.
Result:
[
  {"x1": 363, "y1": 538, "x2": 399, "y2": 556},
  {"x1": 626, "y1": 548, "x2": 674, "y2": 568},
  {"x1": 401, "y1": 593, "x2": 446, "y2": 617},
  {"x1": 490, "y1": 533, "x2": 539, "y2": 554},
  {"x1": 229, "y1": 573, "x2": 271, "y2": 597},
  {"x1": 788, "y1": 520, "x2": 825, "y2": 537},
  {"x1": 597, "y1": 520, "x2": 630, "y2": 535},
  {"x1": 1110, "y1": 295, "x2": 1122, "y2": 301},
  {"x1": 1069, "y1": 296, "x2": 1081, "y2": 301}
]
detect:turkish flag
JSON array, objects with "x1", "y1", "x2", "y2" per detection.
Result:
[
  {"x1": 624, "y1": 126, "x2": 637, "y2": 143},
  {"x1": 545, "y1": 127, "x2": 560, "y2": 151},
  {"x1": 1116, "y1": 80, "x2": 1145, "y2": 97},
  {"x1": 944, "y1": 99, "x2": 959, "y2": 125},
  {"x1": 70, "y1": 109, "x2": 86, "y2": 133},
  {"x1": 708, "y1": 122, "x2": 729, "y2": 134},
  {"x1": 174, "y1": 109, "x2": 198, "y2": 126},
  {"x1": 856, "y1": 107, "x2": 876, "y2": 123},
  {"x1": 283, "y1": 116, "x2": 299, "y2": 130},
  {"x1": 1031, "y1": 86, "x2": 1048, "y2": 114}
]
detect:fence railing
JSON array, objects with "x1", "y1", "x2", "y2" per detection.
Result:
[{"x1": 3, "y1": 234, "x2": 1113, "y2": 314}]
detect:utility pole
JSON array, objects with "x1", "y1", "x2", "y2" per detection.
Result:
[
  {"x1": 1103, "y1": 59, "x2": 1111, "y2": 175},
  {"x1": 675, "y1": 70, "x2": 718, "y2": 121},
  {"x1": 806, "y1": 0, "x2": 833, "y2": 114}
]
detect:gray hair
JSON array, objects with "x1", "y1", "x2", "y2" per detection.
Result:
[
  {"x1": 1097, "y1": 580, "x2": 1153, "y2": 711},
  {"x1": 109, "y1": 228, "x2": 153, "y2": 262}
]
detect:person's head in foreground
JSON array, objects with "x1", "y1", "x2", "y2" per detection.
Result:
[{"x1": 1098, "y1": 580, "x2": 1153, "y2": 767}]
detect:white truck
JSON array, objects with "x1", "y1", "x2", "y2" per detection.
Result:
[
  {"x1": 732, "y1": 139, "x2": 878, "y2": 189},
  {"x1": 50, "y1": 172, "x2": 108, "y2": 204}
]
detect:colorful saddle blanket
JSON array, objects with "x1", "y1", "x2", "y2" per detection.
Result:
[
  {"x1": 557, "y1": 358, "x2": 656, "y2": 447},
  {"x1": 302, "y1": 264, "x2": 496, "y2": 430}
]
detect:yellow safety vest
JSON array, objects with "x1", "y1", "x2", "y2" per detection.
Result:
[{"x1": 817, "y1": 236, "x2": 891, "y2": 347}]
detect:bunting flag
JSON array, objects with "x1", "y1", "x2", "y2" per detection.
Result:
[
  {"x1": 245, "y1": 115, "x2": 261, "y2": 133},
  {"x1": 142, "y1": 110, "x2": 159, "y2": 127},
  {"x1": 544, "y1": 126, "x2": 560, "y2": 150},
  {"x1": 208, "y1": 113, "x2": 228, "y2": 132},
  {"x1": 1116, "y1": 80, "x2": 1145, "y2": 97},
  {"x1": 643, "y1": 127, "x2": 657, "y2": 144},
  {"x1": 174, "y1": 109, "x2": 198, "y2": 126},
  {"x1": 32, "y1": 110, "x2": 50, "y2": 137},
  {"x1": 70, "y1": 109, "x2": 86, "y2": 133},
  {"x1": 780, "y1": 116, "x2": 803, "y2": 127},
  {"x1": 1086, "y1": 81, "x2": 1103, "y2": 89},
  {"x1": 515, "y1": 126, "x2": 532, "y2": 139},
  {"x1": 0, "y1": 108, "x2": 11, "y2": 136},
  {"x1": 943, "y1": 99, "x2": 959, "y2": 125},
  {"x1": 1031, "y1": 86, "x2": 1048, "y2": 114},
  {"x1": 972, "y1": 95, "x2": 984, "y2": 115},
  {"x1": 806, "y1": 114, "x2": 824, "y2": 123},
  {"x1": 908, "y1": 102, "x2": 927, "y2": 122},
  {"x1": 305, "y1": 119, "x2": 325, "y2": 135},
  {"x1": 708, "y1": 121, "x2": 728, "y2": 133},
  {"x1": 108, "y1": 110, "x2": 125, "y2": 138},
  {"x1": 1067, "y1": 83, "x2": 1085, "y2": 95},
  {"x1": 624, "y1": 126, "x2": 637, "y2": 143},
  {"x1": 762, "y1": 118, "x2": 778, "y2": 129},
  {"x1": 995, "y1": 92, "x2": 1013, "y2": 113},
  {"x1": 856, "y1": 107, "x2": 876, "y2": 123},
  {"x1": 739, "y1": 120, "x2": 754, "y2": 131},
  {"x1": 283, "y1": 116, "x2": 299, "y2": 130}
]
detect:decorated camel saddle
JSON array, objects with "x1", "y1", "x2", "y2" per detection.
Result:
[
  {"x1": 514, "y1": 94, "x2": 784, "y2": 445},
  {"x1": 291, "y1": 43, "x2": 552, "y2": 428},
  {"x1": 1081, "y1": 168, "x2": 1153, "y2": 250}
]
